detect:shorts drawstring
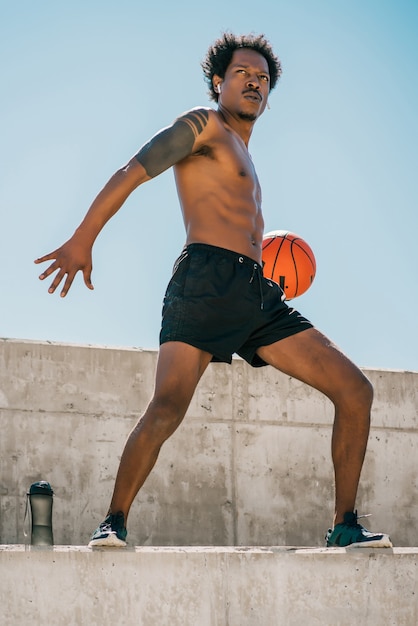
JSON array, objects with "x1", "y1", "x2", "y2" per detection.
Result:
[{"x1": 249, "y1": 263, "x2": 264, "y2": 310}]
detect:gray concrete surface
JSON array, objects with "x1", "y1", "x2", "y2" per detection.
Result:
[
  {"x1": 1, "y1": 545, "x2": 417, "y2": 625},
  {"x1": 1, "y1": 338, "x2": 417, "y2": 546}
]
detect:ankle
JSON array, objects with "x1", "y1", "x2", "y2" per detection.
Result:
[{"x1": 333, "y1": 510, "x2": 354, "y2": 526}]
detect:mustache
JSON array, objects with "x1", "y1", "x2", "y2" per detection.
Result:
[{"x1": 243, "y1": 88, "x2": 262, "y2": 101}]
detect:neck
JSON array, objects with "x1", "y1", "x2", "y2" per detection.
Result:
[{"x1": 217, "y1": 105, "x2": 255, "y2": 146}]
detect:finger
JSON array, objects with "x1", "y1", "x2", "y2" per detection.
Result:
[
  {"x1": 83, "y1": 266, "x2": 94, "y2": 291},
  {"x1": 34, "y1": 251, "x2": 58, "y2": 265},
  {"x1": 47, "y1": 269, "x2": 67, "y2": 294},
  {"x1": 38, "y1": 260, "x2": 60, "y2": 281},
  {"x1": 60, "y1": 273, "x2": 76, "y2": 298}
]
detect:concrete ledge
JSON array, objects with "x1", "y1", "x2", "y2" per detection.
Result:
[{"x1": 1, "y1": 545, "x2": 417, "y2": 625}]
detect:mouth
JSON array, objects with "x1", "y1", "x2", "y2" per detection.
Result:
[{"x1": 243, "y1": 90, "x2": 262, "y2": 103}]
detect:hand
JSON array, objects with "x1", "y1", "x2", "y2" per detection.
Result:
[{"x1": 34, "y1": 237, "x2": 94, "y2": 297}]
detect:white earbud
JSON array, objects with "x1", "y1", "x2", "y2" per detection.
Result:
[{"x1": 217, "y1": 84, "x2": 221, "y2": 93}]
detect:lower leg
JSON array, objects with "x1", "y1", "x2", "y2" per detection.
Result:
[
  {"x1": 105, "y1": 341, "x2": 213, "y2": 524},
  {"x1": 331, "y1": 375, "x2": 373, "y2": 525},
  {"x1": 108, "y1": 399, "x2": 183, "y2": 522}
]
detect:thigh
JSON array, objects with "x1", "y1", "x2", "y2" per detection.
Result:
[
  {"x1": 256, "y1": 328, "x2": 369, "y2": 403},
  {"x1": 153, "y1": 341, "x2": 213, "y2": 413}
]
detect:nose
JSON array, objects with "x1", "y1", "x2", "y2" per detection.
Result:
[{"x1": 246, "y1": 76, "x2": 260, "y2": 90}]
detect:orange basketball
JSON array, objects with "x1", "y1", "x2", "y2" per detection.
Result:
[{"x1": 262, "y1": 230, "x2": 316, "y2": 299}]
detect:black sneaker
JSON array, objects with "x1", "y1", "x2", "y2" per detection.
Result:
[
  {"x1": 88, "y1": 511, "x2": 127, "y2": 547},
  {"x1": 326, "y1": 511, "x2": 392, "y2": 548}
]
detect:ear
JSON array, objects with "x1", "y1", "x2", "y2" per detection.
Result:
[{"x1": 213, "y1": 75, "x2": 222, "y2": 94}]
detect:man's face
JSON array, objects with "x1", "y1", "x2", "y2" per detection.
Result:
[{"x1": 216, "y1": 48, "x2": 270, "y2": 121}]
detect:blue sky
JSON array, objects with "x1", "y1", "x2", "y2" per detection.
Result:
[{"x1": 1, "y1": 0, "x2": 417, "y2": 371}]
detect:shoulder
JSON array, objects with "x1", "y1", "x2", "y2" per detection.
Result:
[
  {"x1": 175, "y1": 106, "x2": 215, "y2": 121},
  {"x1": 174, "y1": 107, "x2": 220, "y2": 129},
  {"x1": 173, "y1": 107, "x2": 223, "y2": 140}
]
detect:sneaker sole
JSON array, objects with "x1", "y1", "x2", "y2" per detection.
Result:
[
  {"x1": 88, "y1": 533, "x2": 127, "y2": 548},
  {"x1": 347, "y1": 535, "x2": 393, "y2": 549},
  {"x1": 327, "y1": 534, "x2": 393, "y2": 549}
]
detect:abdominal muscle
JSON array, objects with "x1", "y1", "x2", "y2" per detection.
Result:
[
  {"x1": 174, "y1": 161, "x2": 265, "y2": 263},
  {"x1": 184, "y1": 204, "x2": 264, "y2": 262}
]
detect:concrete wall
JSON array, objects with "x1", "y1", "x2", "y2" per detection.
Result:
[{"x1": 0, "y1": 338, "x2": 417, "y2": 547}]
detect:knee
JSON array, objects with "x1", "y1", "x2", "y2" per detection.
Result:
[
  {"x1": 356, "y1": 373, "x2": 374, "y2": 409},
  {"x1": 141, "y1": 394, "x2": 186, "y2": 442},
  {"x1": 332, "y1": 370, "x2": 373, "y2": 415}
]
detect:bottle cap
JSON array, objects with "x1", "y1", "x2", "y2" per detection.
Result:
[{"x1": 28, "y1": 481, "x2": 54, "y2": 496}]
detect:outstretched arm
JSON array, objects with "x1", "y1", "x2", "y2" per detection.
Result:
[
  {"x1": 34, "y1": 158, "x2": 148, "y2": 296},
  {"x1": 35, "y1": 108, "x2": 210, "y2": 297}
]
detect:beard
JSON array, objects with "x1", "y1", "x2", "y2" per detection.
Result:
[{"x1": 237, "y1": 110, "x2": 257, "y2": 122}]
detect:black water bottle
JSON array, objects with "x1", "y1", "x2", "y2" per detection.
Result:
[{"x1": 27, "y1": 481, "x2": 54, "y2": 545}]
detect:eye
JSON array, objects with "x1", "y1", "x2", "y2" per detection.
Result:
[{"x1": 260, "y1": 75, "x2": 269, "y2": 82}]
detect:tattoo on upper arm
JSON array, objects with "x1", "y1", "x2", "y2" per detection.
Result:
[
  {"x1": 179, "y1": 109, "x2": 209, "y2": 138},
  {"x1": 135, "y1": 109, "x2": 209, "y2": 178}
]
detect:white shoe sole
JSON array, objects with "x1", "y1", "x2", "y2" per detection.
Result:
[
  {"x1": 348, "y1": 534, "x2": 393, "y2": 548},
  {"x1": 88, "y1": 532, "x2": 127, "y2": 547}
]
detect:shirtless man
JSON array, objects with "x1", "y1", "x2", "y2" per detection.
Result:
[{"x1": 35, "y1": 33, "x2": 391, "y2": 548}]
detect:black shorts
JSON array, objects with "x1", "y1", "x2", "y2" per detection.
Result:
[{"x1": 159, "y1": 243, "x2": 313, "y2": 367}]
